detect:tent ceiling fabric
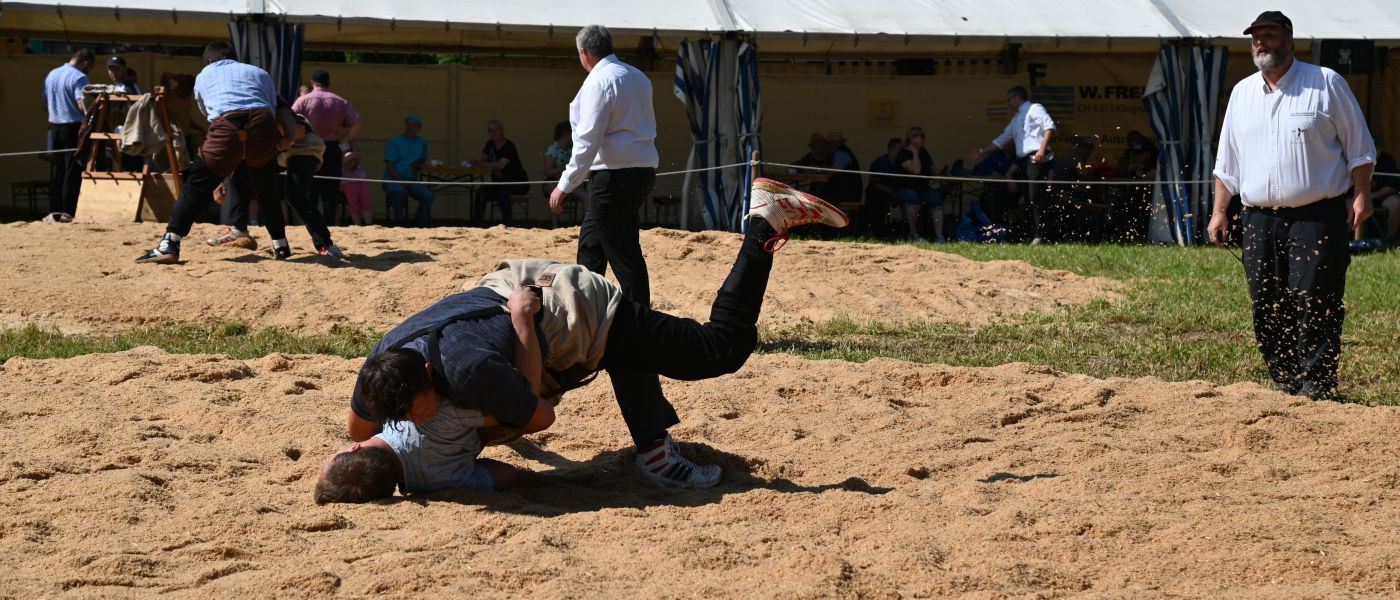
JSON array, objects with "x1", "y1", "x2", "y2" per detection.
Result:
[{"x1": 4, "y1": 0, "x2": 1398, "y2": 45}]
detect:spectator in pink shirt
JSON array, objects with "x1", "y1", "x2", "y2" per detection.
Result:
[
  {"x1": 340, "y1": 151, "x2": 372, "y2": 225},
  {"x1": 292, "y1": 69, "x2": 363, "y2": 226}
]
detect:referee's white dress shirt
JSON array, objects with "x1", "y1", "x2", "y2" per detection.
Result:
[
  {"x1": 1213, "y1": 60, "x2": 1375, "y2": 208},
  {"x1": 558, "y1": 54, "x2": 659, "y2": 194},
  {"x1": 992, "y1": 101, "x2": 1056, "y2": 158}
]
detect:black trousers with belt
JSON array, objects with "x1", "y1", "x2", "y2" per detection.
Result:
[
  {"x1": 47, "y1": 123, "x2": 82, "y2": 215},
  {"x1": 1241, "y1": 193, "x2": 1352, "y2": 394},
  {"x1": 575, "y1": 167, "x2": 669, "y2": 446}
]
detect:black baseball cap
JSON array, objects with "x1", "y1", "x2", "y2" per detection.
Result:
[
  {"x1": 106, "y1": 55, "x2": 126, "y2": 67},
  {"x1": 1244, "y1": 11, "x2": 1292, "y2": 35}
]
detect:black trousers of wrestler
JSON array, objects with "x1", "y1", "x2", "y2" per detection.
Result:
[{"x1": 599, "y1": 216, "x2": 775, "y2": 446}]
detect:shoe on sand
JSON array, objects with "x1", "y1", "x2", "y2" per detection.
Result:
[
  {"x1": 135, "y1": 238, "x2": 180, "y2": 264},
  {"x1": 748, "y1": 177, "x2": 848, "y2": 252},
  {"x1": 635, "y1": 435, "x2": 721, "y2": 489},
  {"x1": 206, "y1": 226, "x2": 257, "y2": 250},
  {"x1": 317, "y1": 244, "x2": 343, "y2": 260}
]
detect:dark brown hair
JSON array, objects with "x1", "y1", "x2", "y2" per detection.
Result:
[
  {"x1": 314, "y1": 446, "x2": 401, "y2": 504},
  {"x1": 356, "y1": 349, "x2": 431, "y2": 422}
]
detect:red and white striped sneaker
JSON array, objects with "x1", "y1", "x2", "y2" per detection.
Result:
[
  {"x1": 747, "y1": 177, "x2": 849, "y2": 252},
  {"x1": 635, "y1": 435, "x2": 721, "y2": 489}
]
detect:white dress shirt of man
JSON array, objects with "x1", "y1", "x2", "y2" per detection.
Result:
[
  {"x1": 1207, "y1": 11, "x2": 1375, "y2": 400},
  {"x1": 971, "y1": 86, "x2": 1056, "y2": 243},
  {"x1": 548, "y1": 30, "x2": 659, "y2": 213}
]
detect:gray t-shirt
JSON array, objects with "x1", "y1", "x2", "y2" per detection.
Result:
[{"x1": 375, "y1": 404, "x2": 488, "y2": 493}]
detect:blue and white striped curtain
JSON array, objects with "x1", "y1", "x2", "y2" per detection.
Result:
[
  {"x1": 228, "y1": 19, "x2": 304, "y2": 102},
  {"x1": 1144, "y1": 43, "x2": 1228, "y2": 245},
  {"x1": 736, "y1": 42, "x2": 762, "y2": 232},
  {"x1": 674, "y1": 37, "x2": 761, "y2": 232}
]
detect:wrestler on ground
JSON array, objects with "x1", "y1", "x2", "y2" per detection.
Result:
[{"x1": 315, "y1": 178, "x2": 848, "y2": 503}]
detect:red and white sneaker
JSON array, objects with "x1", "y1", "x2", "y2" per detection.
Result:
[
  {"x1": 748, "y1": 177, "x2": 849, "y2": 252},
  {"x1": 204, "y1": 225, "x2": 252, "y2": 246},
  {"x1": 635, "y1": 435, "x2": 721, "y2": 489}
]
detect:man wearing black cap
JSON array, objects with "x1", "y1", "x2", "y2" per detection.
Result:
[
  {"x1": 105, "y1": 55, "x2": 140, "y2": 95},
  {"x1": 1208, "y1": 11, "x2": 1376, "y2": 400}
]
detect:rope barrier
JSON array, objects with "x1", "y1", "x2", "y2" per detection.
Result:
[
  {"x1": 2, "y1": 146, "x2": 1396, "y2": 189},
  {"x1": 307, "y1": 161, "x2": 753, "y2": 186},
  {"x1": 764, "y1": 161, "x2": 1217, "y2": 186},
  {"x1": 0, "y1": 148, "x2": 76, "y2": 158}
]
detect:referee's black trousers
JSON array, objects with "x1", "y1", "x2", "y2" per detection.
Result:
[{"x1": 1241, "y1": 194, "x2": 1351, "y2": 394}]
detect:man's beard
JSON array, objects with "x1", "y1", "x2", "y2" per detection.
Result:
[{"x1": 1253, "y1": 46, "x2": 1291, "y2": 72}]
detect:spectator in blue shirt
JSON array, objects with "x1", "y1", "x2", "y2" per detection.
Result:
[
  {"x1": 863, "y1": 138, "x2": 903, "y2": 237},
  {"x1": 43, "y1": 48, "x2": 94, "y2": 217},
  {"x1": 384, "y1": 115, "x2": 434, "y2": 226}
]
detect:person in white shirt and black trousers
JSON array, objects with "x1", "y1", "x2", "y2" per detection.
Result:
[
  {"x1": 550, "y1": 25, "x2": 710, "y2": 481},
  {"x1": 970, "y1": 86, "x2": 1056, "y2": 244},
  {"x1": 1209, "y1": 11, "x2": 1376, "y2": 401}
]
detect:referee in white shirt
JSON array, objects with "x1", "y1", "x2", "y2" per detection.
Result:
[
  {"x1": 549, "y1": 25, "x2": 683, "y2": 464},
  {"x1": 549, "y1": 24, "x2": 660, "y2": 306},
  {"x1": 972, "y1": 86, "x2": 1056, "y2": 243},
  {"x1": 1209, "y1": 11, "x2": 1376, "y2": 400}
]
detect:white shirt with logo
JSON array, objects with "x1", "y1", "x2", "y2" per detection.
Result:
[{"x1": 1214, "y1": 60, "x2": 1375, "y2": 208}]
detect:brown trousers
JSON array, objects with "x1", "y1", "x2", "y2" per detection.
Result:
[{"x1": 199, "y1": 109, "x2": 280, "y2": 179}]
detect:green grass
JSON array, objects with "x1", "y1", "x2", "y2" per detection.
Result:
[
  {"x1": 0, "y1": 321, "x2": 378, "y2": 361},
  {"x1": 1, "y1": 244, "x2": 1396, "y2": 405},
  {"x1": 761, "y1": 242, "x2": 1400, "y2": 405}
]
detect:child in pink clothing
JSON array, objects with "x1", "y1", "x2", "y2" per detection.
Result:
[{"x1": 341, "y1": 151, "x2": 373, "y2": 225}]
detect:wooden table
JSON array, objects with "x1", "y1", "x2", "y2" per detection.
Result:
[
  {"x1": 773, "y1": 172, "x2": 830, "y2": 192},
  {"x1": 419, "y1": 165, "x2": 495, "y2": 218}
]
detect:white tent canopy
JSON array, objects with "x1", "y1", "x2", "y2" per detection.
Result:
[{"x1": 4, "y1": 0, "x2": 1398, "y2": 46}]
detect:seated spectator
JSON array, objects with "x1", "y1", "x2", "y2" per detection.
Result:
[
  {"x1": 383, "y1": 114, "x2": 434, "y2": 227},
  {"x1": 823, "y1": 131, "x2": 863, "y2": 205},
  {"x1": 1118, "y1": 130, "x2": 1158, "y2": 179},
  {"x1": 475, "y1": 119, "x2": 529, "y2": 227},
  {"x1": 543, "y1": 121, "x2": 587, "y2": 228},
  {"x1": 864, "y1": 137, "x2": 904, "y2": 237},
  {"x1": 1370, "y1": 141, "x2": 1399, "y2": 246},
  {"x1": 791, "y1": 132, "x2": 833, "y2": 198},
  {"x1": 893, "y1": 126, "x2": 945, "y2": 243},
  {"x1": 341, "y1": 151, "x2": 372, "y2": 226}
]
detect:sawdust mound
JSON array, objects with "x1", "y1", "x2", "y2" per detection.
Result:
[
  {"x1": 0, "y1": 222, "x2": 1115, "y2": 334},
  {"x1": 3, "y1": 349, "x2": 1397, "y2": 597}
]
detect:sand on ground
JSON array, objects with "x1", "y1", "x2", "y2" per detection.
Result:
[
  {"x1": 2, "y1": 349, "x2": 1399, "y2": 597},
  {"x1": 0, "y1": 222, "x2": 1115, "y2": 334}
]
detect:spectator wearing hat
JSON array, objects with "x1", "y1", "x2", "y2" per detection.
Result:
[
  {"x1": 823, "y1": 131, "x2": 863, "y2": 207},
  {"x1": 1208, "y1": 10, "x2": 1376, "y2": 400},
  {"x1": 383, "y1": 114, "x2": 434, "y2": 227},
  {"x1": 43, "y1": 48, "x2": 94, "y2": 217},
  {"x1": 104, "y1": 56, "x2": 145, "y2": 172},
  {"x1": 791, "y1": 132, "x2": 833, "y2": 198},
  {"x1": 106, "y1": 56, "x2": 140, "y2": 94},
  {"x1": 293, "y1": 68, "x2": 362, "y2": 225}
]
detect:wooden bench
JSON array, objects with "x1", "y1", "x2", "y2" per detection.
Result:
[
  {"x1": 10, "y1": 180, "x2": 49, "y2": 216},
  {"x1": 650, "y1": 195, "x2": 680, "y2": 228},
  {"x1": 489, "y1": 194, "x2": 531, "y2": 224}
]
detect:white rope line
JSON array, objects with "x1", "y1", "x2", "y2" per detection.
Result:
[
  {"x1": 2, "y1": 146, "x2": 1396, "y2": 188},
  {"x1": 767, "y1": 160, "x2": 1400, "y2": 186},
  {"x1": 309, "y1": 161, "x2": 752, "y2": 186},
  {"x1": 0, "y1": 148, "x2": 77, "y2": 158},
  {"x1": 764, "y1": 161, "x2": 1216, "y2": 186}
]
